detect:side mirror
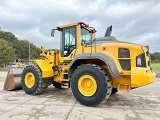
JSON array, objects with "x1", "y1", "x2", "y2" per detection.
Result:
[{"x1": 51, "y1": 29, "x2": 55, "y2": 37}]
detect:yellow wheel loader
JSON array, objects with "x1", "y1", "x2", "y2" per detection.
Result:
[{"x1": 4, "y1": 22, "x2": 156, "y2": 106}]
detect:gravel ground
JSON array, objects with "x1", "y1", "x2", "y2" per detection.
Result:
[
  {"x1": 0, "y1": 70, "x2": 160, "y2": 120},
  {"x1": 152, "y1": 69, "x2": 160, "y2": 78},
  {"x1": 0, "y1": 72, "x2": 7, "y2": 81}
]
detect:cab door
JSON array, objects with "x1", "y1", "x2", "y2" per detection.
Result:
[{"x1": 60, "y1": 26, "x2": 76, "y2": 60}]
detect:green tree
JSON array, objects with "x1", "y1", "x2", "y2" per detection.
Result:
[
  {"x1": 30, "y1": 43, "x2": 41, "y2": 59},
  {"x1": 150, "y1": 52, "x2": 160, "y2": 63},
  {"x1": 0, "y1": 31, "x2": 41, "y2": 59},
  {"x1": 0, "y1": 39, "x2": 16, "y2": 67}
]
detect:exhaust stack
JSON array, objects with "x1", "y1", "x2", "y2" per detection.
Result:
[{"x1": 105, "y1": 26, "x2": 112, "y2": 37}]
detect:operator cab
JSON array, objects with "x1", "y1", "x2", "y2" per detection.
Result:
[{"x1": 51, "y1": 22, "x2": 96, "y2": 57}]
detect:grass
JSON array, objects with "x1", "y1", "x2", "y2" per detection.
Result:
[
  {"x1": 151, "y1": 63, "x2": 160, "y2": 69},
  {"x1": 0, "y1": 68, "x2": 8, "y2": 72}
]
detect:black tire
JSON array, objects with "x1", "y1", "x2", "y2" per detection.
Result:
[
  {"x1": 21, "y1": 65, "x2": 43, "y2": 95},
  {"x1": 111, "y1": 88, "x2": 117, "y2": 95},
  {"x1": 53, "y1": 81, "x2": 61, "y2": 88},
  {"x1": 71, "y1": 64, "x2": 112, "y2": 106}
]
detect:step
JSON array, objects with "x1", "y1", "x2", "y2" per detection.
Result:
[
  {"x1": 61, "y1": 79, "x2": 69, "y2": 89},
  {"x1": 117, "y1": 84, "x2": 131, "y2": 92}
]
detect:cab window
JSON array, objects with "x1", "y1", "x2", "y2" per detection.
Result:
[{"x1": 81, "y1": 27, "x2": 91, "y2": 44}]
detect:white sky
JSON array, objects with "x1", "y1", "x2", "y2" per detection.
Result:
[{"x1": 0, "y1": 0, "x2": 160, "y2": 52}]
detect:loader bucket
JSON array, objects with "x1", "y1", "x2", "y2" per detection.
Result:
[{"x1": 3, "y1": 68, "x2": 23, "y2": 91}]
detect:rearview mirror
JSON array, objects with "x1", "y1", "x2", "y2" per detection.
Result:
[{"x1": 51, "y1": 29, "x2": 55, "y2": 37}]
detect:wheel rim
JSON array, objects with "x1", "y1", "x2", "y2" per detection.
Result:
[
  {"x1": 24, "y1": 72, "x2": 35, "y2": 88},
  {"x1": 78, "y1": 75, "x2": 97, "y2": 97}
]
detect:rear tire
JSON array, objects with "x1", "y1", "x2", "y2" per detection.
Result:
[
  {"x1": 71, "y1": 64, "x2": 112, "y2": 106},
  {"x1": 21, "y1": 65, "x2": 43, "y2": 95}
]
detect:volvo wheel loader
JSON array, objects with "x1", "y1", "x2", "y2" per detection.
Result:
[{"x1": 4, "y1": 22, "x2": 156, "y2": 106}]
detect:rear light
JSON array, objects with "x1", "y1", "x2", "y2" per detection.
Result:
[
  {"x1": 146, "y1": 50, "x2": 152, "y2": 70},
  {"x1": 146, "y1": 51, "x2": 149, "y2": 56},
  {"x1": 148, "y1": 61, "x2": 150, "y2": 66}
]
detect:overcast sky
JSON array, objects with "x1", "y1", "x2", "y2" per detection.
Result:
[{"x1": 0, "y1": 0, "x2": 160, "y2": 53}]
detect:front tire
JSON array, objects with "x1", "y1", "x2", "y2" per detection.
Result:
[
  {"x1": 71, "y1": 64, "x2": 112, "y2": 106},
  {"x1": 21, "y1": 65, "x2": 43, "y2": 95}
]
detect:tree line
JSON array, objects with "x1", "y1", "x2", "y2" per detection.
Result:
[
  {"x1": 0, "y1": 30, "x2": 41, "y2": 67},
  {"x1": 150, "y1": 52, "x2": 160, "y2": 63}
]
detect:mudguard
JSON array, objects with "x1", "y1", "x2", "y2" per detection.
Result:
[
  {"x1": 68, "y1": 52, "x2": 119, "y2": 79},
  {"x1": 36, "y1": 60, "x2": 54, "y2": 78}
]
